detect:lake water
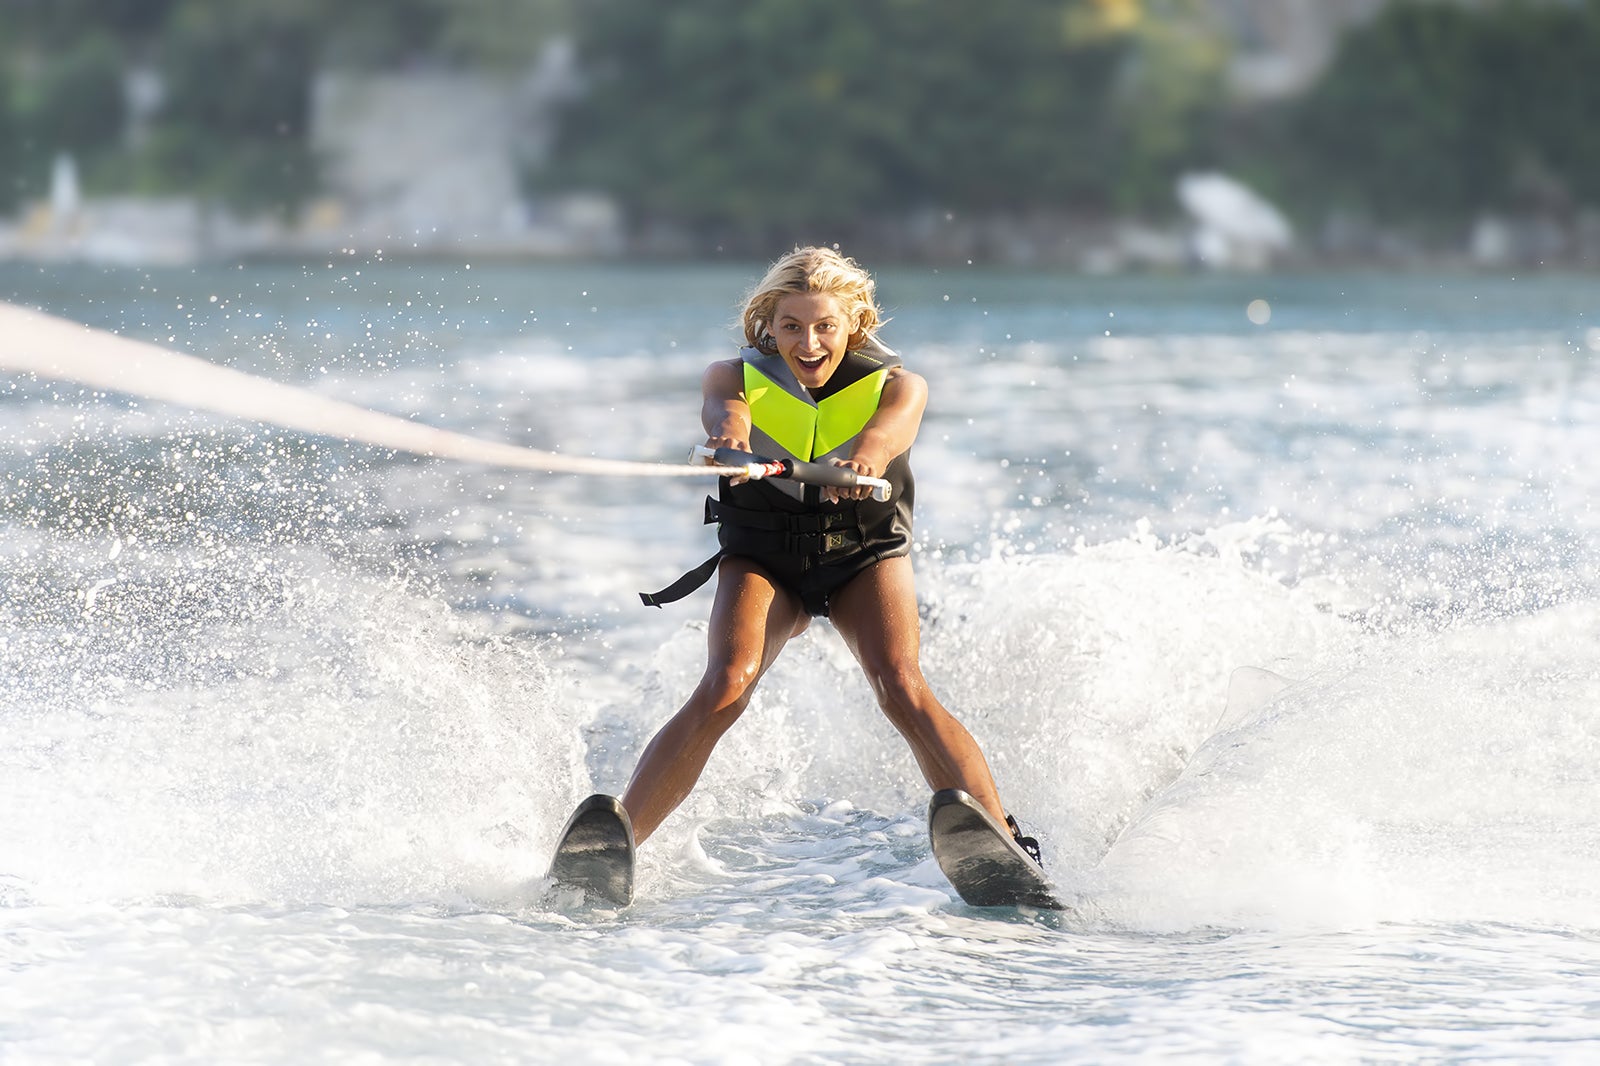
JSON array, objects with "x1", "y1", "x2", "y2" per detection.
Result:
[{"x1": 3, "y1": 260, "x2": 1599, "y2": 1063}]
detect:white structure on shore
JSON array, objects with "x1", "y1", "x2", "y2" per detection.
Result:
[
  {"x1": 1177, "y1": 172, "x2": 1294, "y2": 270},
  {"x1": 307, "y1": 43, "x2": 616, "y2": 257}
]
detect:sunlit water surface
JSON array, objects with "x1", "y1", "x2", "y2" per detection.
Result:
[{"x1": 3, "y1": 261, "x2": 1599, "y2": 1063}]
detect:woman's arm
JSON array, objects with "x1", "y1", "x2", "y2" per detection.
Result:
[
  {"x1": 828, "y1": 366, "x2": 928, "y2": 501},
  {"x1": 701, "y1": 358, "x2": 751, "y2": 451}
]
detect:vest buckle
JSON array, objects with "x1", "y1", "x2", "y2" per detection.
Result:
[{"x1": 785, "y1": 529, "x2": 856, "y2": 556}]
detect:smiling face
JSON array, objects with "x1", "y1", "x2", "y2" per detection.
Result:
[
  {"x1": 740, "y1": 248, "x2": 883, "y2": 378},
  {"x1": 770, "y1": 292, "x2": 855, "y2": 391}
]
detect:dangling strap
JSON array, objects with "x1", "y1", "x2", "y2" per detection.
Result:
[
  {"x1": 640, "y1": 496, "x2": 724, "y2": 607},
  {"x1": 639, "y1": 550, "x2": 723, "y2": 608}
]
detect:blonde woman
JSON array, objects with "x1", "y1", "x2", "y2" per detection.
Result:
[{"x1": 551, "y1": 248, "x2": 1039, "y2": 902}]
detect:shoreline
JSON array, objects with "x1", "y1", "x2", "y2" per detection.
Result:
[{"x1": 4, "y1": 197, "x2": 1597, "y2": 275}]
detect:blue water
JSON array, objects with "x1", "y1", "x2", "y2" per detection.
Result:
[{"x1": 3, "y1": 261, "x2": 1599, "y2": 1063}]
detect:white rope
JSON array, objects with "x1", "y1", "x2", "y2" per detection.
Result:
[{"x1": 0, "y1": 301, "x2": 737, "y2": 479}]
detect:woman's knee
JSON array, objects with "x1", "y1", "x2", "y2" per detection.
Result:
[
  {"x1": 696, "y1": 658, "x2": 764, "y2": 715},
  {"x1": 864, "y1": 659, "x2": 932, "y2": 721}
]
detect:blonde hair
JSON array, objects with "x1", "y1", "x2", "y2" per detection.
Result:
[{"x1": 740, "y1": 246, "x2": 883, "y2": 355}]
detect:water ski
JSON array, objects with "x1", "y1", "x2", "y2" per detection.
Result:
[
  {"x1": 547, "y1": 794, "x2": 635, "y2": 907},
  {"x1": 929, "y1": 789, "x2": 1064, "y2": 910}
]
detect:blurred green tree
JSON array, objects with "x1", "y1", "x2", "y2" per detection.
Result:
[
  {"x1": 10, "y1": 0, "x2": 1591, "y2": 249},
  {"x1": 1, "y1": 0, "x2": 179, "y2": 47},
  {"x1": 11, "y1": 32, "x2": 127, "y2": 195},
  {"x1": 1487, "y1": 0, "x2": 1600, "y2": 212},
  {"x1": 0, "y1": 9, "x2": 133, "y2": 204},
  {"x1": 1110, "y1": 1, "x2": 1229, "y2": 212},
  {"x1": 1289, "y1": 3, "x2": 1491, "y2": 222},
  {"x1": 136, "y1": 4, "x2": 317, "y2": 217},
  {"x1": 1283, "y1": 0, "x2": 1600, "y2": 226},
  {"x1": 314, "y1": 0, "x2": 450, "y2": 69},
  {"x1": 316, "y1": 0, "x2": 572, "y2": 69},
  {"x1": 0, "y1": 57, "x2": 18, "y2": 213},
  {"x1": 542, "y1": 0, "x2": 1149, "y2": 244},
  {"x1": 432, "y1": 0, "x2": 575, "y2": 70}
]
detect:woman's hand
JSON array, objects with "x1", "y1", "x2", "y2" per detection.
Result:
[
  {"x1": 817, "y1": 367, "x2": 922, "y2": 504},
  {"x1": 706, "y1": 434, "x2": 753, "y2": 484},
  {"x1": 823, "y1": 457, "x2": 877, "y2": 503}
]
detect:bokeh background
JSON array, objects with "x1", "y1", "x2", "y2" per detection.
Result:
[{"x1": 3, "y1": 0, "x2": 1597, "y2": 271}]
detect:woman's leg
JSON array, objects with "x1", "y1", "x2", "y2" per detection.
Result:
[
  {"x1": 828, "y1": 556, "x2": 1008, "y2": 825},
  {"x1": 621, "y1": 556, "x2": 807, "y2": 844}
]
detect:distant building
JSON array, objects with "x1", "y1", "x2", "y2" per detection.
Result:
[
  {"x1": 311, "y1": 70, "x2": 527, "y2": 251},
  {"x1": 306, "y1": 43, "x2": 617, "y2": 257}
]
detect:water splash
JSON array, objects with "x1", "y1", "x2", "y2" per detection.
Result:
[{"x1": 2, "y1": 532, "x2": 589, "y2": 907}]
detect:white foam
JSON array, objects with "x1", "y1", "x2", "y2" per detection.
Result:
[
  {"x1": 1100, "y1": 600, "x2": 1600, "y2": 930},
  {"x1": 2, "y1": 538, "x2": 589, "y2": 906}
]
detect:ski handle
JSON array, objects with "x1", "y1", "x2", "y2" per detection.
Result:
[{"x1": 689, "y1": 445, "x2": 893, "y2": 502}]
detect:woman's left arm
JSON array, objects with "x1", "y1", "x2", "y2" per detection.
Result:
[{"x1": 826, "y1": 367, "x2": 928, "y2": 502}]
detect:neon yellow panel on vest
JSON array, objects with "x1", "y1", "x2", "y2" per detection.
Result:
[
  {"x1": 744, "y1": 363, "x2": 816, "y2": 459},
  {"x1": 814, "y1": 370, "x2": 887, "y2": 457}
]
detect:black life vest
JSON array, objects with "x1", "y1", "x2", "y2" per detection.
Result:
[{"x1": 640, "y1": 342, "x2": 914, "y2": 608}]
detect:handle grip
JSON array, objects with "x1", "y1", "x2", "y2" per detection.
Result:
[{"x1": 690, "y1": 446, "x2": 892, "y2": 502}]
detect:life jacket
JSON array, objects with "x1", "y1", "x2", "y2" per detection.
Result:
[
  {"x1": 640, "y1": 339, "x2": 915, "y2": 608},
  {"x1": 741, "y1": 342, "x2": 895, "y2": 499}
]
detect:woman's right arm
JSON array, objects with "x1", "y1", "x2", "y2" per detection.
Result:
[{"x1": 701, "y1": 359, "x2": 751, "y2": 450}]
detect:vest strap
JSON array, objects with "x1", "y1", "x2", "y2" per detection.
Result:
[
  {"x1": 637, "y1": 496, "x2": 865, "y2": 607},
  {"x1": 709, "y1": 497, "x2": 862, "y2": 555},
  {"x1": 705, "y1": 497, "x2": 856, "y2": 534},
  {"x1": 639, "y1": 550, "x2": 723, "y2": 608}
]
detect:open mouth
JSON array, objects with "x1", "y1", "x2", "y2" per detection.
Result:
[{"x1": 796, "y1": 355, "x2": 828, "y2": 372}]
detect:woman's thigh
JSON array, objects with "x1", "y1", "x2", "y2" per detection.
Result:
[
  {"x1": 704, "y1": 555, "x2": 810, "y2": 685},
  {"x1": 827, "y1": 556, "x2": 923, "y2": 676}
]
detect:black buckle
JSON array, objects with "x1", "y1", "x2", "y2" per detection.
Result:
[{"x1": 785, "y1": 530, "x2": 856, "y2": 555}]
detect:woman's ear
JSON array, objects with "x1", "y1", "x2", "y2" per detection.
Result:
[{"x1": 847, "y1": 313, "x2": 868, "y2": 351}]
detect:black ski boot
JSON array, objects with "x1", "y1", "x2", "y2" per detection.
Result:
[{"x1": 1006, "y1": 814, "x2": 1043, "y2": 869}]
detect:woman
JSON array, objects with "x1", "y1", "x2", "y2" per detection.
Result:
[{"x1": 619, "y1": 247, "x2": 1038, "y2": 861}]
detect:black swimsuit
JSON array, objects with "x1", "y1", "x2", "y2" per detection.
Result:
[{"x1": 711, "y1": 449, "x2": 914, "y2": 617}]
